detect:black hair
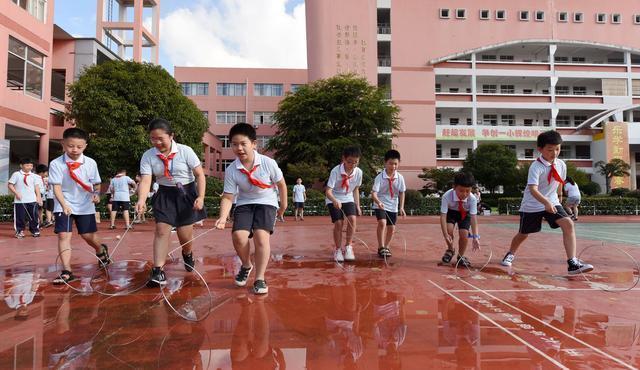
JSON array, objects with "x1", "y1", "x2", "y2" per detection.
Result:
[
  {"x1": 35, "y1": 164, "x2": 48, "y2": 173},
  {"x1": 565, "y1": 176, "x2": 576, "y2": 185},
  {"x1": 384, "y1": 149, "x2": 401, "y2": 161},
  {"x1": 342, "y1": 146, "x2": 361, "y2": 158},
  {"x1": 229, "y1": 122, "x2": 257, "y2": 141},
  {"x1": 537, "y1": 130, "x2": 563, "y2": 148},
  {"x1": 62, "y1": 127, "x2": 89, "y2": 141},
  {"x1": 117, "y1": 168, "x2": 127, "y2": 174},
  {"x1": 453, "y1": 171, "x2": 475, "y2": 187},
  {"x1": 148, "y1": 118, "x2": 174, "y2": 135},
  {"x1": 19, "y1": 158, "x2": 34, "y2": 165}
]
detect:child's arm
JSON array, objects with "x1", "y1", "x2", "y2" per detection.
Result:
[
  {"x1": 8, "y1": 183, "x2": 20, "y2": 200},
  {"x1": 54, "y1": 184, "x2": 72, "y2": 215},
  {"x1": 529, "y1": 185, "x2": 556, "y2": 213},
  {"x1": 399, "y1": 191, "x2": 406, "y2": 217},
  {"x1": 371, "y1": 191, "x2": 384, "y2": 209},
  {"x1": 192, "y1": 165, "x2": 206, "y2": 210},
  {"x1": 215, "y1": 193, "x2": 234, "y2": 229},
  {"x1": 470, "y1": 215, "x2": 480, "y2": 250},
  {"x1": 129, "y1": 178, "x2": 138, "y2": 193},
  {"x1": 276, "y1": 179, "x2": 288, "y2": 219},
  {"x1": 325, "y1": 187, "x2": 341, "y2": 208},
  {"x1": 35, "y1": 183, "x2": 42, "y2": 206},
  {"x1": 557, "y1": 183, "x2": 563, "y2": 204},
  {"x1": 303, "y1": 188, "x2": 307, "y2": 202},
  {"x1": 353, "y1": 186, "x2": 361, "y2": 215},
  {"x1": 135, "y1": 175, "x2": 152, "y2": 216}
]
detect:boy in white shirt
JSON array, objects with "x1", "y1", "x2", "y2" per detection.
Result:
[
  {"x1": 501, "y1": 130, "x2": 593, "y2": 275},
  {"x1": 292, "y1": 178, "x2": 307, "y2": 221},
  {"x1": 371, "y1": 150, "x2": 406, "y2": 258},
  {"x1": 108, "y1": 169, "x2": 137, "y2": 229},
  {"x1": 325, "y1": 147, "x2": 363, "y2": 262},
  {"x1": 8, "y1": 158, "x2": 43, "y2": 238}
]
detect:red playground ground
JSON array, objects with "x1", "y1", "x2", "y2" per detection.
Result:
[{"x1": 1, "y1": 215, "x2": 639, "y2": 369}]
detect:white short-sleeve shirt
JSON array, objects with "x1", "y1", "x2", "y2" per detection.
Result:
[
  {"x1": 293, "y1": 184, "x2": 306, "y2": 203},
  {"x1": 48, "y1": 153, "x2": 101, "y2": 215},
  {"x1": 8, "y1": 170, "x2": 39, "y2": 204},
  {"x1": 223, "y1": 151, "x2": 283, "y2": 208},
  {"x1": 520, "y1": 157, "x2": 566, "y2": 213},
  {"x1": 325, "y1": 164, "x2": 363, "y2": 204},
  {"x1": 110, "y1": 175, "x2": 135, "y2": 202},
  {"x1": 440, "y1": 188, "x2": 478, "y2": 215},
  {"x1": 565, "y1": 182, "x2": 580, "y2": 199},
  {"x1": 46, "y1": 180, "x2": 54, "y2": 199},
  {"x1": 139, "y1": 141, "x2": 201, "y2": 187},
  {"x1": 371, "y1": 171, "x2": 406, "y2": 212}
]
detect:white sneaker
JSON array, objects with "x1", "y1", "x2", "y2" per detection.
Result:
[
  {"x1": 334, "y1": 249, "x2": 344, "y2": 262},
  {"x1": 344, "y1": 245, "x2": 355, "y2": 261},
  {"x1": 501, "y1": 252, "x2": 515, "y2": 267}
]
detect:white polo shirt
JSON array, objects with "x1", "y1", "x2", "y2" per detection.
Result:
[
  {"x1": 372, "y1": 171, "x2": 406, "y2": 212},
  {"x1": 46, "y1": 180, "x2": 54, "y2": 199},
  {"x1": 325, "y1": 164, "x2": 363, "y2": 204},
  {"x1": 48, "y1": 153, "x2": 101, "y2": 215},
  {"x1": 520, "y1": 156, "x2": 567, "y2": 213},
  {"x1": 565, "y1": 182, "x2": 581, "y2": 199},
  {"x1": 8, "y1": 170, "x2": 39, "y2": 204},
  {"x1": 139, "y1": 141, "x2": 201, "y2": 187},
  {"x1": 440, "y1": 189, "x2": 478, "y2": 215},
  {"x1": 110, "y1": 175, "x2": 135, "y2": 202},
  {"x1": 293, "y1": 184, "x2": 306, "y2": 203},
  {"x1": 223, "y1": 151, "x2": 283, "y2": 208}
]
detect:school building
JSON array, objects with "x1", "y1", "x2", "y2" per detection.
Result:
[{"x1": 176, "y1": 0, "x2": 640, "y2": 191}]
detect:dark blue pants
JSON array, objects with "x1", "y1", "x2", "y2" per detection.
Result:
[{"x1": 14, "y1": 203, "x2": 39, "y2": 234}]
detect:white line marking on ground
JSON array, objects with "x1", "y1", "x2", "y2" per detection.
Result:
[
  {"x1": 447, "y1": 287, "x2": 640, "y2": 293},
  {"x1": 458, "y1": 279, "x2": 638, "y2": 370},
  {"x1": 428, "y1": 280, "x2": 570, "y2": 370}
]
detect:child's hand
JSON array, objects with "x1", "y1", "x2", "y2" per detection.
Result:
[
  {"x1": 332, "y1": 200, "x2": 342, "y2": 209},
  {"x1": 276, "y1": 208, "x2": 285, "y2": 220},
  {"x1": 63, "y1": 205, "x2": 72, "y2": 215},
  {"x1": 472, "y1": 238, "x2": 481, "y2": 251},
  {"x1": 399, "y1": 208, "x2": 406, "y2": 218},
  {"x1": 545, "y1": 202, "x2": 557, "y2": 213},
  {"x1": 214, "y1": 218, "x2": 226, "y2": 230},
  {"x1": 92, "y1": 194, "x2": 100, "y2": 203},
  {"x1": 135, "y1": 201, "x2": 146, "y2": 216},
  {"x1": 37, "y1": 198, "x2": 43, "y2": 207},
  {"x1": 15, "y1": 192, "x2": 22, "y2": 201},
  {"x1": 444, "y1": 234, "x2": 453, "y2": 247},
  {"x1": 376, "y1": 201, "x2": 384, "y2": 210},
  {"x1": 356, "y1": 205, "x2": 362, "y2": 216},
  {"x1": 193, "y1": 196, "x2": 204, "y2": 211}
]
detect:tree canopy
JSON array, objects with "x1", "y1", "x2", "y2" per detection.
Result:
[
  {"x1": 595, "y1": 158, "x2": 631, "y2": 194},
  {"x1": 66, "y1": 60, "x2": 208, "y2": 177},
  {"x1": 418, "y1": 167, "x2": 456, "y2": 194},
  {"x1": 463, "y1": 143, "x2": 519, "y2": 193}
]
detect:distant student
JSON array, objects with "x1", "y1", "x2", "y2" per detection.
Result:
[
  {"x1": 8, "y1": 158, "x2": 42, "y2": 238},
  {"x1": 215, "y1": 123, "x2": 287, "y2": 295},
  {"x1": 109, "y1": 169, "x2": 137, "y2": 229},
  {"x1": 43, "y1": 165, "x2": 55, "y2": 228},
  {"x1": 371, "y1": 149, "x2": 406, "y2": 258},
  {"x1": 501, "y1": 130, "x2": 593, "y2": 275},
  {"x1": 292, "y1": 178, "x2": 306, "y2": 221},
  {"x1": 325, "y1": 147, "x2": 363, "y2": 262},
  {"x1": 440, "y1": 172, "x2": 480, "y2": 268},
  {"x1": 35, "y1": 164, "x2": 48, "y2": 227},
  {"x1": 564, "y1": 177, "x2": 581, "y2": 221},
  {"x1": 136, "y1": 118, "x2": 207, "y2": 287},
  {"x1": 49, "y1": 128, "x2": 110, "y2": 284}
]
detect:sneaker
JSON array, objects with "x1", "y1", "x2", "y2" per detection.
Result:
[
  {"x1": 53, "y1": 270, "x2": 75, "y2": 285},
  {"x1": 171, "y1": 227, "x2": 177, "y2": 232},
  {"x1": 109, "y1": 225, "x2": 116, "y2": 230},
  {"x1": 334, "y1": 248, "x2": 345, "y2": 262},
  {"x1": 344, "y1": 245, "x2": 355, "y2": 261},
  {"x1": 441, "y1": 249, "x2": 454, "y2": 264},
  {"x1": 457, "y1": 255, "x2": 472, "y2": 268},
  {"x1": 235, "y1": 265, "x2": 253, "y2": 287},
  {"x1": 182, "y1": 252, "x2": 194, "y2": 272},
  {"x1": 501, "y1": 252, "x2": 515, "y2": 267},
  {"x1": 15, "y1": 231, "x2": 24, "y2": 239},
  {"x1": 43, "y1": 221, "x2": 54, "y2": 228},
  {"x1": 147, "y1": 267, "x2": 166, "y2": 287},
  {"x1": 253, "y1": 279, "x2": 269, "y2": 294},
  {"x1": 126, "y1": 224, "x2": 134, "y2": 230},
  {"x1": 568, "y1": 259, "x2": 594, "y2": 275},
  {"x1": 32, "y1": 232, "x2": 40, "y2": 238}
]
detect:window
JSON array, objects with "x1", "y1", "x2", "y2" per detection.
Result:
[
  {"x1": 436, "y1": 144, "x2": 442, "y2": 158},
  {"x1": 524, "y1": 119, "x2": 533, "y2": 126},
  {"x1": 523, "y1": 89, "x2": 533, "y2": 94},
  {"x1": 543, "y1": 119, "x2": 550, "y2": 126},
  {"x1": 496, "y1": 10, "x2": 506, "y2": 20},
  {"x1": 435, "y1": 83, "x2": 441, "y2": 93},
  {"x1": 217, "y1": 159, "x2": 234, "y2": 172},
  {"x1": 574, "y1": 12, "x2": 583, "y2": 23},
  {"x1": 439, "y1": 9, "x2": 450, "y2": 19},
  {"x1": 290, "y1": 84, "x2": 304, "y2": 93},
  {"x1": 559, "y1": 146, "x2": 571, "y2": 159},
  {"x1": 481, "y1": 55, "x2": 497, "y2": 61},
  {"x1": 466, "y1": 118, "x2": 473, "y2": 125},
  {"x1": 607, "y1": 57, "x2": 624, "y2": 64},
  {"x1": 556, "y1": 115, "x2": 570, "y2": 127},
  {"x1": 500, "y1": 85, "x2": 515, "y2": 94},
  {"x1": 216, "y1": 83, "x2": 246, "y2": 96},
  {"x1": 501, "y1": 114, "x2": 515, "y2": 126},
  {"x1": 50, "y1": 109, "x2": 64, "y2": 127},
  {"x1": 11, "y1": 0, "x2": 46, "y2": 22},
  {"x1": 448, "y1": 87, "x2": 459, "y2": 93},
  {"x1": 201, "y1": 111, "x2": 209, "y2": 119},
  {"x1": 217, "y1": 135, "x2": 230, "y2": 148},
  {"x1": 256, "y1": 136, "x2": 270, "y2": 149},
  {"x1": 254, "y1": 112, "x2": 275, "y2": 125},
  {"x1": 519, "y1": 10, "x2": 529, "y2": 21},
  {"x1": 504, "y1": 145, "x2": 516, "y2": 152},
  {"x1": 50, "y1": 69, "x2": 65, "y2": 103},
  {"x1": 574, "y1": 115, "x2": 587, "y2": 125},
  {"x1": 572, "y1": 86, "x2": 587, "y2": 95},
  {"x1": 542, "y1": 89, "x2": 549, "y2": 94},
  {"x1": 483, "y1": 114, "x2": 498, "y2": 126},
  {"x1": 558, "y1": 11, "x2": 568, "y2": 22},
  {"x1": 450, "y1": 148, "x2": 460, "y2": 158},
  {"x1": 456, "y1": 9, "x2": 466, "y2": 19},
  {"x1": 555, "y1": 56, "x2": 569, "y2": 62},
  {"x1": 596, "y1": 13, "x2": 606, "y2": 23},
  {"x1": 480, "y1": 9, "x2": 490, "y2": 20},
  {"x1": 216, "y1": 111, "x2": 246, "y2": 124},
  {"x1": 555, "y1": 86, "x2": 569, "y2": 95},
  {"x1": 635, "y1": 15, "x2": 640, "y2": 24},
  {"x1": 436, "y1": 113, "x2": 442, "y2": 124},
  {"x1": 7, "y1": 37, "x2": 44, "y2": 99},
  {"x1": 181, "y1": 82, "x2": 209, "y2": 96},
  {"x1": 524, "y1": 149, "x2": 535, "y2": 158},
  {"x1": 612, "y1": 14, "x2": 621, "y2": 24},
  {"x1": 482, "y1": 84, "x2": 497, "y2": 93},
  {"x1": 571, "y1": 56, "x2": 586, "y2": 63},
  {"x1": 467, "y1": 148, "x2": 473, "y2": 158},
  {"x1": 535, "y1": 11, "x2": 545, "y2": 21},
  {"x1": 575, "y1": 145, "x2": 591, "y2": 159},
  {"x1": 254, "y1": 83, "x2": 283, "y2": 97},
  {"x1": 449, "y1": 118, "x2": 459, "y2": 125},
  {"x1": 500, "y1": 55, "x2": 514, "y2": 61}
]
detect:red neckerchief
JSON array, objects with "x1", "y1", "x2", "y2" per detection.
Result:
[
  {"x1": 537, "y1": 158, "x2": 565, "y2": 185},
  {"x1": 66, "y1": 162, "x2": 93, "y2": 192},
  {"x1": 23, "y1": 173, "x2": 30, "y2": 186},
  {"x1": 239, "y1": 164, "x2": 273, "y2": 189},
  {"x1": 156, "y1": 152, "x2": 177, "y2": 179}
]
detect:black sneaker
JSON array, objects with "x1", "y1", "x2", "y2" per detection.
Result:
[
  {"x1": 441, "y1": 249, "x2": 454, "y2": 264},
  {"x1": 147, "y1": 267, "x2": 166, "y2": 287},
  {"x1": 568, "y1": 259, "x2": 594, "y2": 275},
  {"x1": 253, "y1": 279, "x2": 268, "y2": 294},
  {"x1": 43, "y1": 221, "x2": 54, "y2": 228},
  {"x1": 457, "y1": 255, "x2": 472, "y2": 268},
  {"x1": 96, "y1": 244, "x2": 111, "y2": 267},
  {"x1": 235, "y1": 265, "x2": 253, "y2": 287},
  {"x1": 183, "y1": 252, "x2": 195, "y2": 272}
]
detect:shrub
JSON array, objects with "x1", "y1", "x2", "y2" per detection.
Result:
[
  {"x1": 610, "y1": 187, "x2": 630, "y2": 197},
  {"x1": 580, "y1": 181, "x2": 601, "y2": 196}
]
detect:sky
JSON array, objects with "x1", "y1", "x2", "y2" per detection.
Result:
[{"x1": 54, "y1": 0, "x2": 308, "y2": 74}]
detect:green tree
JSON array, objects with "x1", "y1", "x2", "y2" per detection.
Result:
[
  {"x1": 286, "y1": 161, "x2": 329, "y2": 186},
  {"x1": 267, "y1": 74, "x2": 400, "y2": 186},
  {"x1": 66, "y1": 60, "x2": 208, "y2": 177},
  {"x1": 463, "y1": 143, "x2": 518, "y2": 193},
  {"x1": 595, "y1": 158, "x2": 631, "y2": 194},
  {"x1": 418, "y1": 167, "x2": 455, "y2": 194},
  {"x1": 565, "y1": 161, "x2": 590, "y2": 187}
]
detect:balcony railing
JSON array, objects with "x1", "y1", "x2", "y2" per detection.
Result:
[
  {"x1": 377, "y1": 23, "x2": 391, "y2": 34},
  {"x1": 378, "y1": 57, "x2": 391, "y2": 67}
]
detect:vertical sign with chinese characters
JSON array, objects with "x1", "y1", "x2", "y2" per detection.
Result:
[
  {"x1": 335, "y1": 24, "x2": 367, "y2": 77},
  {"x1": 604, "y1": 122, "x2": 630, "y2": 189}
]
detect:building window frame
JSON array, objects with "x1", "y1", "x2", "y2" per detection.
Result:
[
  {"x1": 253, "y1": 111, "x2": 276, "y2": 125},
  {"x1": 496, "y1": 10, "x2": 506, "y2": 20},
  {"x1": 611, "y1": 13, "x2": 621, "y2": 24},
  {"x1": 535, "y1": 10, "x2": 545, "y2": 21},
  {"x1": 254, "y1": 83, "x2": 283, "y2": 97},
  {"x1": 596, "y1": 13, "x2": 607, "y2": 24},
  {"x1": 634, "y1": 15, "x2": 640, "y2": 25},
  {"x1": 479, "y1": 9, "x2": 490, "y2": 20},
  {"x1": 439, "y1": 9, "x2": 450, "y2": 19},
  {"x1": 519, "y1": 10, "x2": 530, "y2": 21},
  {"x1": 7, "y1": 36, "x2": 45, "y2": 100},
  {"x1": 573, "y1": 12, "x2": 584, "y2": 23},
  {"x1": 216, "y1": 83, "x2": 246, "y2": 96},
  {"x1": 455, "y1": 9, "x2": 466, "y2": 19},
  {"x1": 215, "y1": 111, "x2": 246, "y2": 124},
  {"x1": 558, "y1": 11, "x2": 568, "y2": 22}
]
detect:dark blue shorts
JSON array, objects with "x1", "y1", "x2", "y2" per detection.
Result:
[
  {"x1": 374, "y1": 209, "x2": 397, "y2": 225},
  {"x1": 446, "y1": 209, "x2": 471, "y2": 230},
  {"x1": 111, "y1": 201, "x2": 130, "y2": 212},
  {"x1": 54, "y1": 213, "x2": 98, "y2": 235},
  {"x1": 327, "y1": 202, "x2": 357, "y2": 223},
  {"x1": 232, "y1": 204, "x2": 277, "y2": 237}
]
